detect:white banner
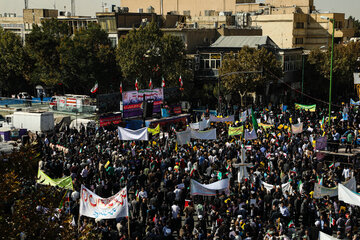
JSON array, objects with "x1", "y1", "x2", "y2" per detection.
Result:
[
  {"x1": 190, "y1": 178, "x2": 229, "y2": 196},
  {"x1": 319, "y1": 231, "x2": 337, "y2": 240},
  {"x1": 80, "y1": 185, "x2": 129, "y2": 219},
  {"x1": 118, "y1": 127, "x2": 149, "y2": 141},
  {"x1": 262, "y1": 181, "x2": 292, "y2": 195},
  {"x1": 176, "y1": 129, "x2": 191, "y2": 145},
  {"x1": 189, "y1": 119, "x2": 210, "y2": 131},
  {"x1": 313, "y1": 178, "x2": 356, "y2": 199},
  {"x1": 354, "y1": 72, "x2": 360, "y2": 85},
  {"x1": 292, "y1": 123, "x2": 303, "y2": 134},
  {"x1": 190, "y1": 128, "x2": 216, "y2": 140},
  {"x1": 244, "y1": 129, "x2": 257, "y2": 140},
  {"x1": 210, "y1": 115, "x2": 234, "y2": 122},
  {"x1": 338, "y1": 183, "x2": 360, "y2": 207}
]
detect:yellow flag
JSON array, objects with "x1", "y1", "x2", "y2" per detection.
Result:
[
  {"x1": 148, "y1": 124, "x2": 160, "y2": 135},
  {"x1": 175, "y1": 142, "x2": 178, "y2": 152},
  {"x1": 278, "y1": 124, "x2": 284, "y2": 130},
  {"x1": 104, "y1": 160, "x2": 110, "y2": 169},
  {"x1": 289, "y1": 118, "x2": 292, "y2": 124}
]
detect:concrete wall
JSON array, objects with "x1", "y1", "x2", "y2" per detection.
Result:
[
  {"x1": 265, "y1": 0, "x2": 313, "y2": 8},
  {"x1": 250, "y1": 14, "x2": 294, "y2": 48},
  {"x1": 23, "y1": 9, "x2": 58, "y2": 25},
  {"x1": 121, "y1": 0, "x2": 255, "y2": 16}
]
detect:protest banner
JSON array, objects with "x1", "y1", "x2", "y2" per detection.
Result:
[
  {"x1": 209, "y1": 115, "x2": 235, "y2": 123},
  {"x1": 228, "y1": 126, "x2": 244, "y2": 136},
  {"x1": 118, "y1": 127, "x2": 149, "y2": 141},
  {"x1": 295, "y1": 103, "x2": 316, "y2": 112},
  {"x1": 190, "y1": 178, "x2": 229, "y2": 196},
  {"x1": 190, "y1": 128, "x2": 216, "y2": 140},
  {"x1": 313, "y1": 178, "x2": 356, "y2": 199},
  {"x1": 189, "y1": 119, "x2": 210, "y2": 131},
  {"x1": 37, "y1": 169, "x2": 73, "y2": 190},
  {"x1": 338, "y1": 184, "x2": 360, "y2": 207},
  {"x1": 80, "y1": 185, "x2": 129, "y2": 219},
  {"x1": 292, "y1": 123, "x2": 303, "y2": 134}
]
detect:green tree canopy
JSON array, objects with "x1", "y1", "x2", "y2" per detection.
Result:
[
  {"x1": 0, "y1": 28, "x2": 28, "y2": 95},
  {"x1": 219, "y1": 47, "x2": 282, "y2": 106},
  {"x1": 25, "y1": 18, "x2": 71, "y2": 87},
  {"x1": 59, "y1": 23, "x2": 118, "y2": 93},
  {"x1": 116, "y1": 22, "x2": 192, "y2": 90},
  {"x1": 307, "y1": 42, "x2": 360, "y2": 99}
]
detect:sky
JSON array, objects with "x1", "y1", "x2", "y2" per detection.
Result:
[{"x1": 0, "y1": 0, "x2": 359, "y2": 19}]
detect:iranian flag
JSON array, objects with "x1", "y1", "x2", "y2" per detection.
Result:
[
  {"x1": 162, "y1": 77, "x2": 165, "y2": 88},
  {"x1": 179, "y1": 75, "x2": 183, "y2": 87},
  {"x1": 135, "y1": 79, "x2": 139, "y2": 91},
  {"x1": 190, "y1": 165, "x2": 195, "y2": 177},
  {"x1": 288, "y1": 220, "x2": 295, "y2": 228},
  {"x1": 120, "y1": 82, "x2": 123, "y2": 94},
  {"x1": 330, "y1": 216, "x2": 336, "y2": 226},
  {"x1": 149, "y1": 78, "x2": 152, "y2": 89},
  {"x1": 329, "y1": 163, "x2": 334, "y2": 169},
  {"x1": 90, "y1": 82, "x2": 98, "y2": 93}
]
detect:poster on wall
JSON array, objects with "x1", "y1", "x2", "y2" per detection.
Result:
[{"x1": 122, "y1": 88, "x2": 163, "y2": 118}]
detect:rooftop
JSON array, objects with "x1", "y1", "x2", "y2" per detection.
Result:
[{"x1": 210, "y1": 35, "x2": 278, "y2": 49}]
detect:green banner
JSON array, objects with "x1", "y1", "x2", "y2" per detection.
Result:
[
  {"x1": 295, "y1": 103, "x2": 316, "y2": 112},
  {"x1": 228, "y1": 126, "x2": 244, "y2": 136},
  {"x1": 259, "y1": 123, "x2": 274, "y2": 130},
  {"x1": 37, "y1": 169, "x2": 74, "y2": 190}
]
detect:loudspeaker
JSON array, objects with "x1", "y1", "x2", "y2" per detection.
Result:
[{"x1": 143, "y1": 99, "x2": 154, "y2": 118}]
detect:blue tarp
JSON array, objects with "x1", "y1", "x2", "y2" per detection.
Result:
[{"x1": 0, "y1": 97, "x2": 51, "y2": 105}]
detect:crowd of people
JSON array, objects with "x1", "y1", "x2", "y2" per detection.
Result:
[{"x1": 36, "y1": 104, "x2": 360, "y2": 240}]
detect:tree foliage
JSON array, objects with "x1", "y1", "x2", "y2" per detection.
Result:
[
  {"x1": 0, "y1": 28, "x2": 28, "y2": 94},
  {"x1": 116, "y1": 22, "x2": 192, "y2": 90},
  {"x1": 25, "y1": 18, "x2": 71, "y2": 87},
  {"x1": 219, "y1": 47, "x2": 282, "y2": 106},
  {"x1": 59, "y1": 23, "x2": 118, "y2": 93},
  {"x1": 307, "y1": 42, "x2": 360, "y2": 99},
  {"x1": 0, "y1": 146, "x2": 78, "y2": 239},
  {"x1": 349, "y1": 16, "x2": 360, "y2": 37}
]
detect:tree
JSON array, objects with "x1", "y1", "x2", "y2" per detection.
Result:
[
  {"x1": 349, "y1": 16, "x2": 360, "y2": 37},
  {"x1": 219, "y1": 47, "x2": 282, "y2": 106},
  {"x1": 116, "y1": 22, "x2": 192, "y2": 90},
  {"x1": 25, "y1": 18, "x2": 71, "y2": 87},
  {"x1": 307, "y1": 42, "x2": 360, "y2": 100},
  {"x1": 59, "y1": 23, "x2": 119, "y2": 93},
  {"x1": 0, "y1": 28, "x2": 28, "y2": 95},
  {"x1": 0, "y1": 147, "x2": 79, "y2": 239}
]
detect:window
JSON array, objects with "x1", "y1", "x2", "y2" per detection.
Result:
[
  {"x1": 295, "y1": 38, "x2": 303, "y2": 44},
  {"x1": 296, "y1": 22, "x2": 304, "y2": 29}
]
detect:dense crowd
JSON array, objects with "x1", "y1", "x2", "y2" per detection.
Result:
[{"x1": 37, "y1": 104, "x2": 360, "y2": 240}]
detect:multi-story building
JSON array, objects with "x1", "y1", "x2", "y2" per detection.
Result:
[
  {"x1": 120, "y1": 0, "x2": 255, "y2": 16},
  {"x1": 0, "y1": 14, "x2": 26, "y2": 43},
  {"x1": 119, "y1": 0, "x2": 355, "y2": 50}
]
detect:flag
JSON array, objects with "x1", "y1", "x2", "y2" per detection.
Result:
[
  {"x1": 58, "y1": 189, "x2": 69, "y2": 210},
  {"x1": 329, "y1": 163, "x2": 334, "y2": 169},
  {"x1": 149, "y1": 78, "x2": 152, "y2": 89},
  {"x1": 120, "y1": 82, "x2": 123, "y2": 94},
  {"x1": 148, "y1": 124, "x2": 160, "y2": 135},
  {"x1": 135, "y1": 79, "x2": 139, "y2": 91},
  {"x1": 321, "y1": 116, "x2": 325, "y2": 129},
  {"x1": 251, "y1": 108, "x2": 258, "y2": 131},
  {"x1": 217, "y1": 172, "x2": 222, "y2": 180},
  {"x1": 288, "y1": 220, "x2": 295, "y2": 228},
  {"x1": 297, "y1": 180, "x2": 303, "y2": 192},
  {"x1": 190, "y1": 165, "x2": 195, "y2": 177},
  {"x1": 90, "y1": 82, "x2": 98, "y2": 93},
  {"x1": 179, "y1": 75, "x2": 183, "y2": 87},
  {"x1": 317, "y1": 176, "x2": 323, "y2": 185},
  {"x1": 175, "y1": 142, "x2": 178, "y2": 152},
  {"x1": 162, "y1": 77, "x2": 165, "y2": 88},
  {"x1": 226, "y1": 164, "x2": 231, "y2": 171},
  {"x1": 330, "y1": 216, "x2": 336, "y2": 226}
]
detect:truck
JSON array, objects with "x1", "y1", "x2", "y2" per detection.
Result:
[{"x1": 3, "y1": 111, "x2": 54, "y2": 133}]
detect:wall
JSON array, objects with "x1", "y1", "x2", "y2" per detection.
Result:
[
  {"x1": 250, "y1": 14, "x2": 294, "y2": 48},
  {"x1": 23, "y1": 9, "x2": 58, "y2": 25}
]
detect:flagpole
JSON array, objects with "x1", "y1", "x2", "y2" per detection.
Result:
[{"x1": 127, "y1": 216, "x2": 131, "y2": 238}]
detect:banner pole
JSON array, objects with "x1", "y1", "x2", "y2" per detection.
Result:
[{"x1": 127, "y1": 216, "x2": 130, "y2": 237}]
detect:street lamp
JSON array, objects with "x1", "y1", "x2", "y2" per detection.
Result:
[{"x1": 321, "y1": 16, "x2": 335, "y2": 127}]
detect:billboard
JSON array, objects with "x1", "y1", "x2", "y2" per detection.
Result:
[{"x1": 122, "y1": 88, "x2": 163, "y2": 118}]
